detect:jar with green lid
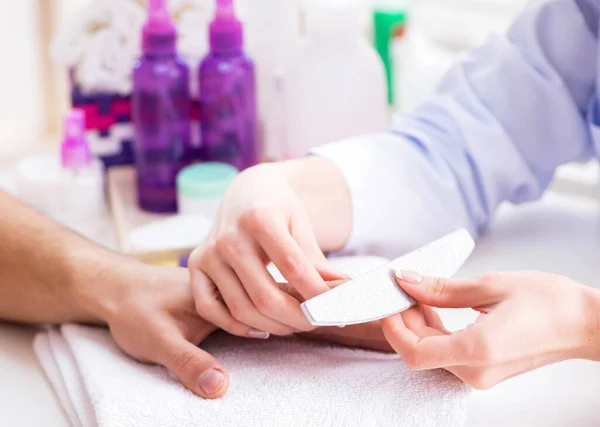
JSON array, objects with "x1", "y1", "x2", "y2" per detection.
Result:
[{"x1": 176, "y1": 162, "x2": 239, "y2": 220}]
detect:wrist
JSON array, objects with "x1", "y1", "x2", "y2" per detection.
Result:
[
  {"x1": 281, "y1": 156, "x2": 352, "y2": 252},
  {"x1": 64, "y1": 247, "x2": 142, "y2": 325},
  {"x1": 579, "y1": 286, "x2": 600, "y2": 361}
]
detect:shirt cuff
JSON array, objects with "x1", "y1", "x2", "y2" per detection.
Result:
[{"x1": 310, "y1": 132, "x2": 475, "y2": 258}]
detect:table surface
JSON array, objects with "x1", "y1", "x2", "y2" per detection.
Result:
[{"x1": 2, "y1": 191, "x2": 600, "y2": 427}]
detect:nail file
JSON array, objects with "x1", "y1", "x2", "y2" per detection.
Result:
[{"x1": 300, "y1": 228, "x2": 476, "y2": 327}]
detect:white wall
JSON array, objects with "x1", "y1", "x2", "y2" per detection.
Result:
[{"x1": 0, "y1": 1, "x2": 45, "y2": 160}]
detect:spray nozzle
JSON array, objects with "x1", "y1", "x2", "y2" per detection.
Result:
[
  {"x1": 64, "y1": 109, "x2": 85, "y2": 141},
  {"x1": 142, "y1": 0, "x2": 176, "y2": 55},
  {"x1": 209, "y1": 0, "x2": 243, "y2": 52},
  {"x1": 61, "y1": 109, "x2": 92, "y2": 170},
  {"x1": 147, "y1": 0, "x2": 170, "y2": 22},
  {"x1": 216, "y1": 0, "x2": 235, "y2": 17}
]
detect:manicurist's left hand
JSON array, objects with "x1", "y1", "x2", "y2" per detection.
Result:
[{"x1": 381, "y1": 270, "x2": 600, "y2": 389}]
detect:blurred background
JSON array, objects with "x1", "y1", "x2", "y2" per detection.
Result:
[
  {"x1": 1, "y1": 0, "x2": 598, "y2": 208},
  {"x1": 0, "y1": 0, "x2": 526, "y2": 161}
]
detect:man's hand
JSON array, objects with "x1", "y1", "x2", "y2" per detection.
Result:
[
  {"x1": 96, "y1": 266, "x2": 227, "y2": 399},
  {"x1": 381, "y1": 270, "x2": 600, "y2": 389}
]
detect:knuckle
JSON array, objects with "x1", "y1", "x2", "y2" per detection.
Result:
[
  {"x1": 467, "y1": 371, "x2": 497, "y2": 390},
  {"x1": 196, "y1": 247, "x2": 217, "y2": 271},
  {"x1": 227, "y1": 300, "x2": 248, "y2": 322},
  {"x1": 215, "y1": 231, "x2": 243, "y2": 258},
  {"x1": 239, "y1": 204, "x2": 274, "y2": 231},
  {"x1": 253, "y1": 289, "x2": 277, "y2": 315},
  {"x1": 171, "y1": 349, "x2": 199, "y2": 373},
  {"x1": 280, "y1": 254, "x2": 305, "y2": 281},
  {"x1": 429, "y1": 277, "x2": 448, "y2": 298}
]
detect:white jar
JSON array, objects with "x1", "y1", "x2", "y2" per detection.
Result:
[{"x1": 176, "y1": 162, "x2": 239, "y2": 221}]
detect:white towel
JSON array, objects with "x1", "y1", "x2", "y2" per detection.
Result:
[{"x1": 33, "y1": 257, "x2": 471, "y2": 427}]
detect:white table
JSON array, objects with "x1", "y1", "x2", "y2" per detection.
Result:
[{"x1": 2, "y1": 191, "x2": 600, "y2": 427}]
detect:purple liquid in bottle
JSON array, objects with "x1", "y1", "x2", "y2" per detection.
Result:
[
  {"x1": 198, "y1": 0, "x2": 258, "y2": 171},
  {"x1": 132, "y1": 0, "x2": 194, "y2": 213}
]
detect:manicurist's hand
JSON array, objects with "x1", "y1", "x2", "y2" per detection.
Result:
[
  {"x1": 188, "y1": 157, "x2": 352, "y2": 339},
  {"x1": 381, "y1": 270, "x2": 600, "y2": 389}
]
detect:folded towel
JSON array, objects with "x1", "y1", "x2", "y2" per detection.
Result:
[{"x1": 33, "y1": 257, "x2": 471, "y2": 427}]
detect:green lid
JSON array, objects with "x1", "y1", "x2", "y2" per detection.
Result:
[{"x1": 177, "y1": 162, "x2": 239, "y2": 200}]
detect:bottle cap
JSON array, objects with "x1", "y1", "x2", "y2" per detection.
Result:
[
  {"x1": 177, "y1": 162, "x2": 239, "y2": 200},
  {"x1": 142, "y1": 0, "x2": 176, "y2": 56},
  {"x1": 61, "y1": 109, "x2": 92, "y2": 170},
  {"x1": 209, "y1": 0, "x2": 243, "y2": 53},
  {"x1": 303, "y1": 0, "x2": 366, "y2": 39}
]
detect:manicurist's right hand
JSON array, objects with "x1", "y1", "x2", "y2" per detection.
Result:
[{"x1": 188, "y1": 162, "x2": 345, "y2": 340}]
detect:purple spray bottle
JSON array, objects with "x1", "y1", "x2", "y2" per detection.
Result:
[
  {"x1": 198, "y1": 0, "x2": 258, "y2": 171},
  {"x1": 132, "y1": 0, "x2": 193, "y2": 213}
]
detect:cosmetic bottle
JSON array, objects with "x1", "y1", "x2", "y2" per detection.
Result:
[
  {"x1": 236, "y1": 0, "x2": 302, "y2": 161},
  {"x1": 198, "y1": 0, "x2": 258, "y2": 171},
  {"x1": 132, "y1": 0, "x2": 193, "y2": 213},
  {"x1": 15, "y1": 109, "x2": 106, "y2": 242},
  {"x1": 283, "y1": 0, "x2": 388, "y2": 158}
]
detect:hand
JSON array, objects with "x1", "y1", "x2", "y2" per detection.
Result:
[
  {"x1": 96, "y1": 266, "x2": 391, "y2": 402},
  {"x1": 189, "y1": 160, "x2": 346, "y2": 339},
  {"x1": 92, "y1": 265, "x2": 227, "y2": 399},
  {"x1": 381, "y1": 270, "x2": 600, "y2": 389}
]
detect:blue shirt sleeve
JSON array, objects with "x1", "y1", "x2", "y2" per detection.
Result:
[{"x1": 313, "y1": 0, "x2": 599, "y2": 258}]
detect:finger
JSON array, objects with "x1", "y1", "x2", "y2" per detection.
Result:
[
  {"x1": 289, "y1": 211, "x2": 328, "y2": 265},
  {"x1": 244, "y1": 212, "x2": 330, "y2": 299},
  {"x1": 421, "y1": 306, "x2": 450, "y2": 334},
  {"x1": 289, "y1": 212, "x2": 348, "y2": 282},
  {"x1": 381, "y1": 314, "x2": 477, "y2": 370},
  {"x1": 224, "y1": 237, "x2": 315, "y2": 332},
  {"x1": 157, "y1": 331, "x2": 229, "y2": 399},
  {"x1": 394, "y1": 270, "x2": 507, "y2": 309},
  {"x1": 280, "y1": 279, "x2": 347, "y2": 301},
  {"x1": 190, "y1": 259, "x2": 270, "y2": 340},
  {"x1": 206, "y1": 246, "x2": 296, "y2": 336},
  {"x1": 400, "y1": 306, "x2": 447, "y2": 337}
]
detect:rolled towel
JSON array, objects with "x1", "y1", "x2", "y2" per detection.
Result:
[{"x1": 51, "y1": 0, "x2": 213, "y2": 95}]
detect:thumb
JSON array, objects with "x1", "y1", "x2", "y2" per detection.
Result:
[
  {"x1": 394, "y1": 270, "x2": 507, "y2": 309},
  {"x1": 158, "y1": 333, "x2": 229, "y2": 399}
]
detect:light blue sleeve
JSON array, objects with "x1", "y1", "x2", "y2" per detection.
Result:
[{"x1": 312, "y1": 0, "x2": 599, "y2": 258}]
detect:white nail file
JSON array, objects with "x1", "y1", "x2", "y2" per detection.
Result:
[{"x1": 300, "y1": 228, "x2": 476, "y2": 327}]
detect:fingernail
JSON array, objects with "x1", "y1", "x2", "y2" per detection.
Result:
[
  {"x1": 248, "y1": 329, "x2": 270, "y2": 340},
  {"x1": 199, "y1": 369, "x2": 225, "y2": 395},
  {"x1": 395, "y1": 269, "x2": 423, "y2": 284}
]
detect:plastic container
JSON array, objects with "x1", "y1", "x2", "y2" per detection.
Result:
[
  {"x1": 372, "y1": 0, "x2": 409, "y2": 106},
  {"x1": 132, "y1": 0, "x2": 194, "y2": 213},
  {"x1": 15, "y1": 110, "x2": 106, "y2": 238},
  {"x1": 283, "y1": 0, "x2": 388, "y2": 158},
  {"x1": 198, "y1": 0, "x2": 258, "y2": 171},
  {"x1": 236, "y1": 0, "x2": 302, "y2": 161},
  {"x1": 176, "y1": 162, "x2": 238, "y2": 219}
]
